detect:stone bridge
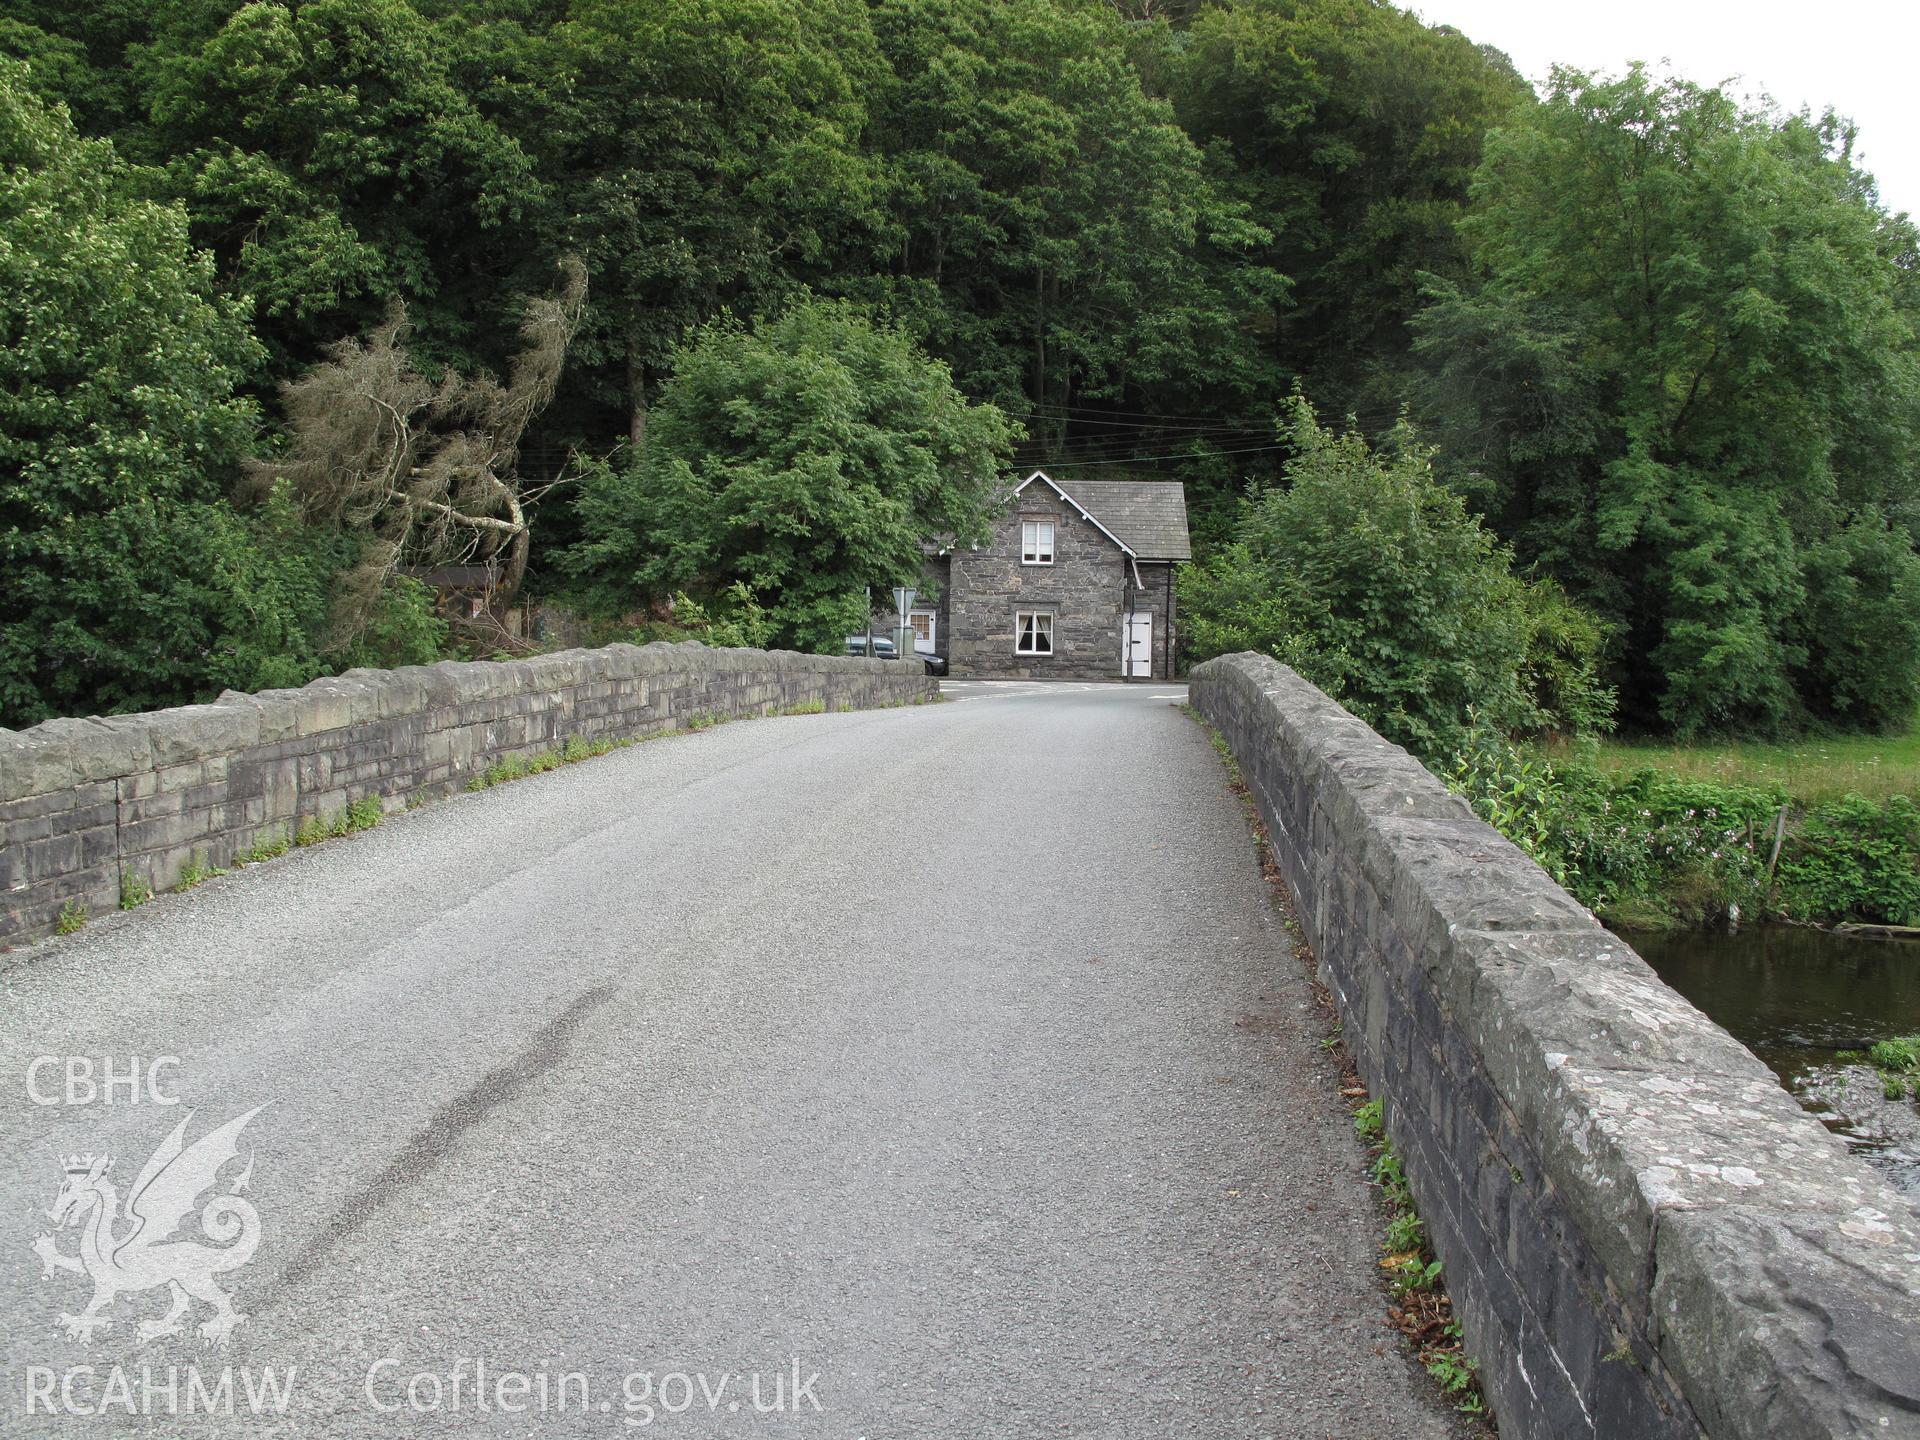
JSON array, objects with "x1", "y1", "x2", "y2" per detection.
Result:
[{"x1": 0, "y1": 644, "x2": 1915, "y2": 1437}]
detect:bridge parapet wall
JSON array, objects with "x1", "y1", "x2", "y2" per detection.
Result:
[
  {"x1": 1192, "y1": 652, "x2": 1920, "y2": 1440},
  {"x1": 0, "y1": 643, "x2": 932, "y2": 949}
]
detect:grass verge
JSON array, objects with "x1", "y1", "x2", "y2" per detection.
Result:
[{"x1": 1549, "y1": 712, "x2": 1920, "y2": 808}]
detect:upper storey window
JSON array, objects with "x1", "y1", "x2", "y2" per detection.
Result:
[{"x1": 1021, "y1": 520, "x2": 1054, "y2": 565}]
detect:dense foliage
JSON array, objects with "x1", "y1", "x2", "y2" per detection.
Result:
[
  {"x1": 0, "y1": 61, "x2": 305, "y2": 722},
  {"x1": 1181, "y1": 398, "x2": 1613, "y2": 757},
  {"x1": 1419, "y1": 67, "x2": 1920, "y2": 736},
  {"x1": 563, "y1": 299, "x2": 1015, "y2": 649},
  {"x1": 2, "y1": 3, "x2": 1917, "y2": 757},
  {"x1": 1449, "y1": 732, "x2": 1920, "y2": 928}
]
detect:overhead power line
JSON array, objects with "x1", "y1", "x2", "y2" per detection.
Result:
[
  {"x1": 1015, "y1": 417, "x2": 1273, "y2": 436},
  {"x1": 1013, "y1": 433, "x2": 1275, "y2": 462},
  {"x1": 1034, "y1": 443, "x2": 1291, "y2": 469},
  {"x1": 1021, "y1": 401, "x2": 1276, "y2": 425}
]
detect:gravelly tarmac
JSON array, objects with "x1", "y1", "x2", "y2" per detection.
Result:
[{"x1": 2, "y1": 682, "x2": 1459, "y2": 1438}]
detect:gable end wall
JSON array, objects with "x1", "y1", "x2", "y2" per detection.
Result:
[{"x1": 947, "y1": 493, "x2": 1173, "y2": 679}]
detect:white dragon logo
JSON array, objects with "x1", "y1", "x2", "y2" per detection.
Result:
[{"x1": 31, "y1": 1106, "x2": 265, "y2": 1347}]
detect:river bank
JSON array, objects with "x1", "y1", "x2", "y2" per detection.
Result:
[{"x1": 1450, "y1": 727, "x2": 1920, "y2": 929}]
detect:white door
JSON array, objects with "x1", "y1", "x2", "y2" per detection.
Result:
[{"x1": 1123, "y1": 612, "x2": 1153, "y2": 677}]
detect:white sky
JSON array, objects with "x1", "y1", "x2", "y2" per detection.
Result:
[{"x1": 1412, "y1": 1, "x2": 1920, "y2": 218}]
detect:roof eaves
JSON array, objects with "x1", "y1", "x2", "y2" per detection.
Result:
[{"x1": 1014, "y1": 469, "x2": 1137, "y2": 558}]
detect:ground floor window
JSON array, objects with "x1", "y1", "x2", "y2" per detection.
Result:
[
  {"x1": 1015, "y1": 611, "x2": 1054, "y2": 655},
  {"x1": 910, "y1": 610, "x2": 936, "y2": 652}
]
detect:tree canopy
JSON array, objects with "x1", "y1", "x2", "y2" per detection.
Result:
[
  {"x1": 565, "y1": 298, "x2": 1016, "y2": 650},
  {"x1": 0, "y1": 60, "x2": 279, "y2": 723},
  {"x1": 1418, "y1": 66, "x2": 1920, "y2": 735}
]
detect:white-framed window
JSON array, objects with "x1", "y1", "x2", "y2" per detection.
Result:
[
  {"x1": 1021, "y1": 520, "x2": 1055, "y2": 564},
  {"x1": 1015, "y1": 611, "x2": 1055, "y2": 656},
  {"x1": 910, "y1": 609, "x2": 936, "y2": 653}
]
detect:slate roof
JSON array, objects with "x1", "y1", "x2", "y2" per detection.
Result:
[{"x1": 1024, "y1": 474, "x2": 1193, "y2": 560}]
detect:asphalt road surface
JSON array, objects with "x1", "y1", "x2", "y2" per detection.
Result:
[{"x1": 2, "y1": 681, "x2": 1460, "y2": 1438}]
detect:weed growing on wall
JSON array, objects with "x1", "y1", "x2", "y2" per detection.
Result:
[
  {"x1": 1352, "y1": 1101, "x2": 1485, "y2": 1416},
  {"x1": 240, "y1": 828, "x2": 291, "y2": 864},
  {"x1": 119, "y1": 874, "x2": 153, "y2": 910},
  {"x1": 174, "y1": 853, "x2": 223, "y2": 892},
  {"x1": 54, "y1": 899, "x2": 87, "y2": 935}
]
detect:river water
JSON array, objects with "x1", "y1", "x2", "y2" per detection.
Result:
[{"x1": 1630, "y1": 925, "x2": 1920, "y2": 1197}]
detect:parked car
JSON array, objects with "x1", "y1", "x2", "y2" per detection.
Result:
[
  {"x1": 920, "y1": 652, "x2": 948, "y2": 677},
  {"x1": 844, "y1": 635, "x2": 898, "y2": 659}
]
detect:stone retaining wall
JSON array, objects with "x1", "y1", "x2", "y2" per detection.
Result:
[
  {"x1": 1192, "y1": 652, "x2": 1920, "y2": 1440},
  {"x1": 1, "y1": 643, "x2": 933, "y2": 949}
]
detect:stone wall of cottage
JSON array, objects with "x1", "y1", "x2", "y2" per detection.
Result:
[{"x1": 946, "y1": 490, "x2": 1173, "y2": 680}]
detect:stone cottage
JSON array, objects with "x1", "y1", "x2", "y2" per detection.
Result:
[{"x1": 899, "y1": 471, "x2": 1191, "y2": 680}]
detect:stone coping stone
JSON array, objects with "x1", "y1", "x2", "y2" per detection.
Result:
[{"x1": 0, "y1": 643, "x2": 918, "y2": 803}]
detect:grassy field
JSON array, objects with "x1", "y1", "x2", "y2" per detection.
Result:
[{"x1": 1553, "y1": 712, "x2": 1920, "y2": 807}]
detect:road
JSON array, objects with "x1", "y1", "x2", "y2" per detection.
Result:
[{"x1": 2, "y1": 681, "x2": 1459, "y2": 1438}]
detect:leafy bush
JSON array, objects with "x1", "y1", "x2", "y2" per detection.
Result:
[
  {"x1": 1449, "y1": 738, "x2": 1920, "y2": 928},
  {"x1": 1181, "y1": 398, "x2": 1614, "y2": 758},
  {"x1": 1446, "y1": 734, "x2": 1786, "y2": 922},
  {"x1": 563, "y1": 298, "x2": 1016, "y2": 653},
  {"x1": 1515, "y1": 579, "x2": 1618, "y2": 738},
  {"x1": 630, "y1": 584, "x2": 775, "y2": 651},
  {"x1": 1777, "y1": 796, "x2": 1920, "y2": 926},
  {"x1": 1549, "y1": 766, "x2": 1780, "y2": 924},
  {"x1": 1446, "y1": 723, "x2": 1568, "y2": 883},
  {"x1": 333, "y1": 576, "x2": 448, "y2": 672}
]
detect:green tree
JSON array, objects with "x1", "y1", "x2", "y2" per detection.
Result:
[
  {"x1": 0, "y1": 62, "x2": 322, "y2": 723},
  {"x1": 0, "y1": 1, "x2": 149, "y2": 136},
  {"x1": 132, "y1": 0, "x2": 541, "y2": 377},
  {"x1": 855, "y1": 0, "x2": 1283, "y2": 425},
  {"x1": 528, "y1": 0, "x2": 885, "y2": 446},
  {"x1": 1793, "y1": 513, "x2": 1920, "y2": 732},
  {"x1": 1418, "y1": 66, "x2": 1920, "y2": 734},
  {"x1": 1180, "y1": 398, "x2": 1613, "y2": 758},
  {"x1": 564, "y1": 298, "x2": 1017, "y2": 649},
  {"x1": 1169, "y1": 0, "x2": 1530, "y2": 421}
]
